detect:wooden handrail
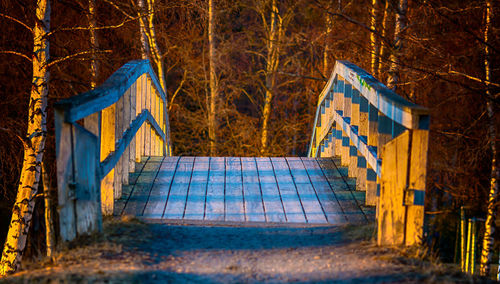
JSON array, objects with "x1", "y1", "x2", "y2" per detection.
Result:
[
  {"x1": 55, "y1": 60, "x2": 166, "y2": 122},
  {"x1": 55, "y1": 60, "x2": 171, "y2": 242},
  {"x1": 308, "y1": 60, "x2": 430, "y2": 246}
]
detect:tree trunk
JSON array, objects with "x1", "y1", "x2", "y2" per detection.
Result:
[
  {"x1": 42, "y1": 163, "x2": 55, "y2": 259},
  {"x1": 0, "y1": 0, "x2": 50, "y2": 275},
  {"x1": 369, "y1": 0, "x2": 379, "y2": 76},
  {"x1": 208, "y1": 0, "x2": 217, "y2": 156},
  {"x1": 480, "y1": 0, "x2": 498, "y2": 276},
  {"x1": 387, "y1": 0, "x2": 407, "y2": 91},
  {"x1": 323, "y1": 10, "x2": 333, "y2": 77},
  {"x1": 138, "y1": 0, "x2": 150, "y2": 60},
  {"x1": 377, "y1": 0, "x2": 390, "y2": 78},
  {"x1": 89, "y1": 0, "x2": 98, "y2": 89},
  {"x1": 261, "y1": 0, "x2": 280, "y2": 156}
]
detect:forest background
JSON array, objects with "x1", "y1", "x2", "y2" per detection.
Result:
[{"x1": 0, "y1": 0, "x2": 499, "y2": 268}]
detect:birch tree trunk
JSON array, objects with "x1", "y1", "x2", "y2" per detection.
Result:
[
  {"x1": 387, "y1": 0, "x2": 407, "y2": 91},
  {"x1": 377, "y1": 0, "x2": 390, "y2": 78},
  {"x1": 369, "y1": 0, "x2": 379, "y2": 76},
  {"x1": 208, "y1": 0, "x2": 217, "y2": 156},
  {"x1": 0, "y1": 0, "x2": 50, "y2": 275},
  {"x1": 480, "y1": 0, "x2": 499, "y2": 276},
  {"x1": 137, "y1": 0, "x2": 166, "y2": 93},
  {"x1": 138, "y1": 0, "x2": 150, "y2": 60},
  {"x1": 260, "y1": 0, "x2": 281, "y2": 155},
  {"x1": 42, "y1": 163, "x2": 55, "y2": 259},
  {"x1": 89, "y1": 0, "x2": 98, "y2": 89},
  {"x1": 323, "y1": 11, "x2": 333, "y2": 76}
]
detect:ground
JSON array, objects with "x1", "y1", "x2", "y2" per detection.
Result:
[{"x1": 0, "y1": 217, "x2": 481, "y2": 283}]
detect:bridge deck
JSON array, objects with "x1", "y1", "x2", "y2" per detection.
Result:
[{"x1": 115, "y1": 156, "x2": 373, "y2": 225}]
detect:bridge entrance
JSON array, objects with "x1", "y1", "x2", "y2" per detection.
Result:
[{"x1": 116, "y1": 156, "x2": 372, "y2": 225}]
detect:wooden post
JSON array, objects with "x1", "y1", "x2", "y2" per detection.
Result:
[
  {"x1": 136, "y1": 75, "x2": 144, "y2": 162},
  {"x1": 122, "y1": 87, "x2": 131, "y2": 185},
  {"x1": 349, "y1": 88, "x2": 360, "y2": 178},
  {"x1": 334, "y1": 78, "x2": 344, "y2": 156},
  {"x1": 357, "y1": 95, "x2": 369, "y2": 192},
  {"x1": 114, "y1": 95, "x2": 124, "y2": 199},
  {"x1": 340, "y1": 81, "x2": 352, "y2": 166},
  {"x1": 144, "y1": 76, "x2": 151, "y2": 157},
  {"x1": 100, "y1": 102, "x2": 115, "y2": 215},
  {"x1": 129, "y1": 81, "x2": 137, "y2": 172}
]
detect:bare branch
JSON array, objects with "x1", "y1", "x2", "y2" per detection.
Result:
[
  {"x1": 47, "y1": 50, "x2": 112, "y2": 68},
  {"x1": 0, "y1": 51, "x2": 32, "y2": 62},
  {"x1": 0, "y1": 13, "x2": 32, "y2": 33},
  {"x1": 169, "y1": 69, "x2": 188, "y2": 111},
  {"x1": 47, "y1": 16, "x2": 139, "y2": 37},
  {"x1": 446, "y1": 70, "x2": 500, "y2": 88}
]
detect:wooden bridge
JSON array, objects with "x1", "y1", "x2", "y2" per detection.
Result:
[{"x1": 55, "y1": 60, "x2": 429, "y2": 246}]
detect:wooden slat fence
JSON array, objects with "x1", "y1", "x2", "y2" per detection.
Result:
[
  {"x1": 308, "y1": 60, "x2": 430, "y2": 246},
  {"x1": 55, "y1": 60, "x2": 171, "y2": 242}
]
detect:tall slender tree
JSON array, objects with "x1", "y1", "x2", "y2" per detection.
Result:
[
  {"x1": 387, "y1": 0, "x2": 407, "y2": 91},
  {"x1": 0, "y1": 0, "x2": 50, "y2": 275},
  {"x1": 208, "y1": 0, "x2": 217, "y2": 156},
  {"x1": 260, "y1": 0, "x2": 282, "y2": 155},
  {"x1": 480, "y1": 0, "x2": 498, "y2": 276},
  {"x1": 377, "y1": 0, "x2": 390, "y2": 79},
  {"x1": 369, "y1": 0, "x2": 379, "y2": 76}
]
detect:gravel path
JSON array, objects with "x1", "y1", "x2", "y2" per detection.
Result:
[{"x1": 3, "y1": 218, "x2": 466, "y2": 283}]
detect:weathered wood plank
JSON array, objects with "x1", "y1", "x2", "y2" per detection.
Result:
[
  {"x1": 256, "y1": 157, "x2": 286, "y2": 223},
  {"x1": 100, "y1": 102, "x2": 115, "y2": 215},
  {"x1": 378, "y1": 131, "x2": 409, "y2": 245},
  {"x1": 114, "y1": 95, "x2": 124, "y2": 199},
  {"x1": 205, "y1": 157, "x2": 225, "y2": 221},
  {"x1": 286, "y1": 157, "x2": 327, "y2": 223},
  {"x1": 144, "y1": 77, "x2": 151, "y2": 157},
  {"x1": 241, "y1": 157, "x2": 266, "y2": 222},
  {"x1": 317, "y1": 158, "x2": 367, "y2": 223},
  {"x1": 129, "y1": 81, "x2": 136, "y2": 172},
  {"x1": 225, "y1": 157, "x2": 245, "y2": 222},
  {"x1": 184, "y1": 157, "x2": 210, "y2": 220},
  {"x1": 163, "y1": 156, "x2": 194, "y2": 219},
  {"x1": 270, "y1": 157, "x2": 306, "y2": 223},
  {"x1": 142, "y1": 156, "x2": 180, "y2": 218},
  {"x1": 301, "y1": 158, "x2": 346, "y2": 224},
  {"x1": 122, "y1": 157, "x2": 162, "y2": 216},
  {"x1": 54, "y1": 60, "x2": 166, "y2": 123}
]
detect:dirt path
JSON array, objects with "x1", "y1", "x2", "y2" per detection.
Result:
[{"x1": 3, "y1": 218, "x2": 467, "y2": 283}]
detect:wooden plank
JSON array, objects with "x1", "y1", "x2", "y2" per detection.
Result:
[
  {"x1": 129, "y1": 81, "x2": 136, "y2": 172},
  {"x1": 241, "y1": 157, "x2": 266, "y2": 222},
  {"x1": 256, "y1": 157, "x2": 286, "y2": 222},
  {"x1": 301, "y1": 158, "x2": 346, "y2": 224},
  {"x1": 378, "y1": 131, "x2": 409, "y2": 245},
  {"x1": 144, "y1": 77, "x2": 151, "y2": 157},
  {"x1": 122, "y1": 86, "x2": 131, "y2": 185},
  {"x1": 100, "y1": 102, "x2": 115, "y2": 215},
  {"x1": 317, "y1": 158, "x2": 366, "y2": 223},
  {"x1": 163, "y1": 156, "x2": 194, "y2": 219},
  {"x1": 184, "y1": 157, "x2": 210, "y2": 220},
  {"x1": 286, "y1": 157, "x2": 327, "y2": 223},
  {"x1": 135, "y1": 75, "x2": 144, "y2": 162},
  {"x1": 405, "y1": 129, "x2": 428, "y2": 245},
  {"x1": 114, "y1": 95, "x2": 124, "y2": 199},
  {"x1": 142, "y1": 156, "x2": 180, "y2": 218},
  {"x1": 122, "y1": 157, "x2": 162, "y2": 216},
  {"x1": 225, "y1": 157, "x2": 245, "y2": 222},
  {"x1": 205, "y1": 157, "x2": 225, "y2": 221},
  {"x1": 271, "y1": 157, "x2": 306, "y2": 223}
]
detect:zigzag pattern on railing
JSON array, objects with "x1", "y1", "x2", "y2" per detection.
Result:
[
  {"x1": 308, "y1": 60, "x2": 430, "y2": 246},
  {"x1": 55, "y1": 60, "x2": 171, "y2": 242}
]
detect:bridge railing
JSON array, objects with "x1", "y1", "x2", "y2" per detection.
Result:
[
  {"x1": 55, "y1": 60, "x2": 170, "y2": 242},
  {"x1": 308, "y1": 60, "x2": 430, "y2": 246}
]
